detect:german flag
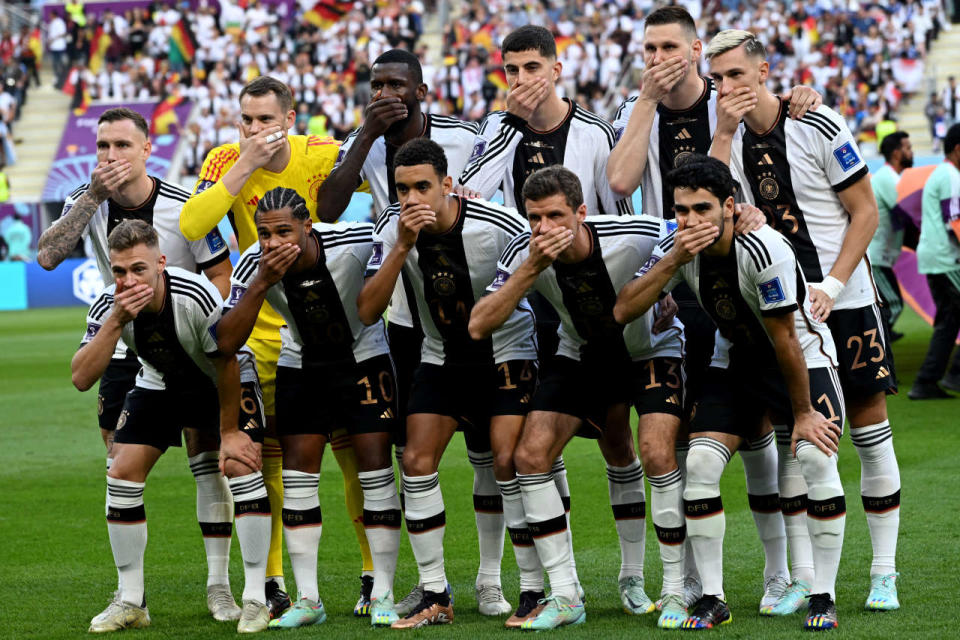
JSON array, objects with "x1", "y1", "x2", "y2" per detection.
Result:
[
  {"x1": 487, "y1": 68, "x2": 508, "y2": 91},
  {"x1": 28, "y1": 27, "x2": 43, "y2": 63},
  {"x1": 150, "y1": 93, "x2": 184, "y2": 135},
  {"x1": 304, "y1": 1, "x2": 353, "y2": 29},
  {"x1": 88, "y1": 25, "x2": 112, "y2": 73},
  {"x1": 555, "y1": 35, "x2": 583, "y2": 56},
  {"x1": 169, "y1": 19, "x2": 198, "y2": 66}
]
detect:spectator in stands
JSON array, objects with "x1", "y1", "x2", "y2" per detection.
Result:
[
  {"x1": 943, "y1": 75, "x2": 960, "y2": 127},
  {"x1": 47, "y1": 9, "x2": 69, "y2": 88},
  {"x1": 2, "y1": 211, "x2": 31, "y2": 261}
]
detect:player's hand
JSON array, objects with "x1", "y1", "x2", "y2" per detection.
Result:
[
  {"x1": 237, "y1": 123, "x2": 286, "y2": 170},
  {"x1": 784, "y1": 85, "x2": 822, "y2": 120},
  {"x1": 219, "y1": 430, "x2": 261, "y2": 473},
  {"x1": 451, "y1": 184, "x2": 482, "y2": 199},
  {"x1": 715, "y1": 87, "x2": 757, "y2": 135},
  {"x1": 89, "y1": 160, "x2": 133, "y2": 202},
  {"x1": 528, "y1": 223, "x2": 574, "y2": 271},
  {"x1": 652, "y1": 293, "x2": 678, "y2": 334},
  {"x1": 791, "y1": 409, "x2": 842, "y2": 456},
  {"x1": 507, "y1": 77, "x2": 550, "y2": 121},
  {"x1": 362, "y1": 92, "x2": 409, "y2": 139},
  {"x1": 112, "y1": 282, "x2": 153, "y2": 324},
  {"x1": 397, "y1": 203, "x2": 436, "y2": 249},
  {"x1": 807, "y1": 285, "x2": 836, "y2": 322},
  {"x1": 639, "y1": 56, "x2": 688, "y2": 103},
  {"x1": 258, "y1": 242, "x2": 300, "y2": 284},
  {"x1": 672, "y1": 218, "x2": 718, "y2": 264},
  {"x1": 733, "y1": 203, "x2": 766, "y2": 235}
]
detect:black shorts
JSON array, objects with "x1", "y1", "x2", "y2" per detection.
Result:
[
  {"x1": 407, "y1": 359, "x2": 537, "y2": 431},
  {"x1": 826, "y1": 304, "x2": 897, "y2": 399},
  {"x1": 113, "y1": 385, "x2": 219, "y2": 452},
  {"x1": 97, "y1": 353, "x2": 140, "y2": 431},
  {"x1": 275, "y1": 354, "x2": 399, "y2": 438},
  {"x1": 529, "y1": 291, "x2": 561, "y2": 362},
  {"x1": 630, "y1": 357, "x2": 685, "y2": 419},
  {"x1": 530, "y1": 356, "x2": 633, "y2": 438},
  {"x1": 690, "y1": 365, "x2": 844, "y2": 438},
  {"x1": 388, "y1": 322, "x2": 423, "y2": 447},
  {"x1": 238, "y1": 378, "x2": 267, "y2": 444},
  {"x1": 675, "y1": 298, "x2": 717, "y2": 417}
]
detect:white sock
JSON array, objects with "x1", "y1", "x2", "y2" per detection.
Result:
[
  {"x1": 280, "y1": 470, "x2": 321, "y2": 603},
  {"x1": 649, "y1": 468, "x2": 685, "y2": 596},
  {"x1": 551, "y1": 457, "x2": 580, "y2": 588},
  {"x1": 469, "y1": 450, "x2": 505, "y2": 587},
  {"x1": 519, "y1": 472, "x2": 578, "y2": 603},
  {"x1": 776, "y1": 428, "x2": 814, "y2": 585},
  {"x1": 676, "y1": 441, "x2": 700, "y2": 586},
  {"x1": 796, "y1": 442, "x2": 845, "y2": 600},
  {"x1": 189, "y1": 452, "x2": 233, "y2": 587},
  {"x1": 740, "y1": 432, "x2": 789, "y2": 581},
  {"x1": 683, "y1": 438, "x2": 730, "y2": 600},
  {"x1": 499, "y1": 477, "x2": 544, "y2": 593},
  {"x1": 229, "y1": 472, "x2": 271, "y2": 605},
  {"x1": 359, "y1": 467, "x2": 402, "y2": 600},
  {"x1": 403, "y1": 473, "x2": 447, "y2": 593},
  {"x1": 851, "y1": 421, "x2": 900, "y2": 575},
  {"x1": 106, "y1": 477, "x2": 147, "y2": 606},
  {"x1": 607, "y1": 458, "x2": 646, "y2": 581}
]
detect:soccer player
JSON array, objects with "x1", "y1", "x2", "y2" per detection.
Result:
[
  {"x1": 869, "y1": 132, "x2": 913, "y2": 340},
  {"x1": 216, "y1": 187, "x2": 401, "y2": 628},
  {"x1": 707, "y1": 30, "x2": 902, "y2": 612},
  {"x1": 459, "y1": 25, "x2": 653, "y2": 612},
  {"x1": 357, "y1": 138, "x2": 537, "y2": 629},
  {"x1": 315, "y1": 50, "x2": 511, "y2": 617},
  {"x1": 35, "y1": 107, "x2": 242, "y2": 621},
  {"x1": 911, "y1": 123, "x2": 960, "y2": 398},
  {"x1": 607, "y1": 7, "x2": 820, "y2": 610},
  {"x1": 179, "y1": 76, "x2": 371, "y2": 616},
  {"x1": 614, "y1": 155, "x2": 846, "y2": 631},
  {"x1": 470, "y1": 165, "x2": 687, "y2": 630},
  {"x1": 72, "y1": 220, "x2": 272, "y2": 633}
]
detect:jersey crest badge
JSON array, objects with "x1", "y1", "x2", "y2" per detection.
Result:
[
  {"x1": 759, "y1": 277, "x2": 786, "y2": 304},
  {"x1": 832, "y1": 142, "x2": 860, "y2": 172},
  {"x1": 491, "y1": 268, "x2": 510, "y2": 290},
  {"x1": 369, "y1": 242, "x2": 383, "y2": 266},
  {"x1": 229, "y1": 284, "x2": 245, "y2": 306},
  {"x1": 469, "y1": 139, "x2": 487, "y2": 161}
]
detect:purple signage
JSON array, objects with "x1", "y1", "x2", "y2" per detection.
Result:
[{"x1": 42, "y1": 100, "x2": 192, "y2": 203}]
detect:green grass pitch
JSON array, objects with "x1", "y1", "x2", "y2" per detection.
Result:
[{"x1": 0, "y1": 306, "x2": 956, "y2": 639}]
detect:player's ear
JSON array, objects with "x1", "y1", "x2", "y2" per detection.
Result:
[
  {"x1": 142, "y1": 137, "x2": 152, "y2": 160},
  {"x1": 417, "y1": 83, "x2": 428, "y2": 102},
  {"x1": 285, "y1": 109, "x2": 296, "y2": 131},
  {"x1": 576, "y1": 203, "x2": 587, "y2": 222},
  {"x1": 691, "y1": 38, "x2": 703, "y2": 60},
  {"x1": 553, "y1": 59, "x2": 562, "y2": 82},
  {"x1": 723, "y1": 196, "x2": 736, "y2": 221},
  {"x1": 758, "y1": 59, "x2": 769, "y2": 83},
  {"x1": 157, "y1": 253, "x2": 167, "y2": 272},
  {"x1": 303, "y1": 217, "x2": 313, "y2": 233},
  {"x1": 441, "y1": 175, "x2": 453, "y2": 195}
]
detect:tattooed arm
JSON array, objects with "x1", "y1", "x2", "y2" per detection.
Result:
[{"x1": 37, "y1": 160, "x2": 131, "y2": 270}]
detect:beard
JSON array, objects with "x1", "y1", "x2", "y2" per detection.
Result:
[{"x1": 901, "y1": 155, "x2": 914, "y2": 169}]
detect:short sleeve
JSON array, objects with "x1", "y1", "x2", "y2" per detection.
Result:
[
  {"x1": 56, "y1": 185, "x2": 91, "y2": 239},
  {"x1": 333, "y1": 130, "x2": 366, "y2": 186},
  {"x1": 746, "y1": 233, "x2": 799, "y2": 317},
  {"x1": 487, "y1": 231, "x2": 531, "y2": 293},
  {"x1": 806, "y1": 107, "x2": 869, "y2": 192},
  {"x1": 81, "y1": 285, "x2": 117, "y2": 345},
  {"x1": 191, "y1": 227, "x2": 230, "y2": 270},
  {"x1": 635, "y1": 229, "x2": 683, "y2": 293},
  {"x1": 194, "y1": 278, "x2": 224, "y2": 355},
  {"x1": 366, "y1": 209, "x2": 398, "y2": 277},
  {"x1": 223, "y1": 244, "x2": 261, "y2": 313}
]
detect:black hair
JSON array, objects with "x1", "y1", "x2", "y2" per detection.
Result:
[
  {"x1": 521, "y1": 165, "x2": 584, "y2": 212},
  {"x1": 372, "y1": 49, "x2": 423, "y2": 84},
  {"x1": 502, "y1": 25, "x2": 557, "y2": 59},
  {"x1": 255, "y1": 187, "x2": 310, "y2": 221},
  {"x1": 644, "y1": 5, "x2": 697, "y2": 39},
  {"x1": 946, "y1": 123, "x2": 960, "y2": 156},
  {"x1": 394, "y1": 138, "x2": 447, "y2": 179},
  {"x1": 880, "y1": 131, "x2": 909, "y2": 161},
  {"x1": 665, "y1": 154, "x2": 738, "y2": 205}
]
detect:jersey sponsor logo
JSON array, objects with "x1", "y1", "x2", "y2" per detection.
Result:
[
  {"x1": 228, "y1": 284, "x2": 246, "y2": 306},
  {"x1": 247, "y1": 195, "x2": 260, "y2": 207},
  {"x1": 469, "y1": 139, "x2": 487, "y2": 161},
  {"x1": 205, "y1": 230, "x2": 226, "y2": 253},
  {"x1": 833, "y1": 141, "x2": 860, "y2": 171},
  {"x1": 85, "y1": 323, "x2": 102, "y2": 340},
  {"x1": 73, "y1": 258, "x2": 105, "y2": 304},
  {"x1": 637, "y1": 254, "x2": 661, "y2": 277},
  {"x1": 490, "y1": 268, "x2": 510, "y2": 290},
  {"x1": 759, "y1": 277, "x2": 786, "y2": 304},
  {"x1": 195, "y1": 179, "x2": 215, "y2": 194},
  {"x1": 369, "y1": 241, "x2": 383, "y2": 266}
]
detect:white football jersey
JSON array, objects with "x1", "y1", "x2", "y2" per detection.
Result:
[
  {"x1": 490, "y1": 215, "x2": 683, "y2": 362},
  {"x1": 611, "y1": 78, "x2": 719, "y2": 218},
  {"x1": 367, "y1": 197, "x2": 536, "y2": 366},
  {"x1": 227, "y1": 223, "x2": 389, "y2": 368},
  {"x1": 458, "y1": 100, "x2": 633, "y2": 217},
  {"x1": 645, "y1": 225, "x2": 836, "y2": 369},
  {"x1": 335, "y1": 114, "x2": 479, "y2": 329},
  {"x1": 723, "y1": 101, "x2": 876, "y2": 310},
  {"x1": 82, "y1": 266, "x2": 229, "y2": 391}
]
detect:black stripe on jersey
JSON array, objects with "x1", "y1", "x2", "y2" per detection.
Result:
[
  {"x1": 572, "y1": 110, "x2": 616, "y2": 148},
  {"x1": 616, "y1": 199, "x2": 631, "y2": 216},
  {"x1": 596, "y1": 228, "x2": 660, "y2": 240},
  {"x1": 458, "y1": 121, "x2": 523, "y2": 184},
  {"x1": 70, "y1": 183, "x2": 90, "y2": 199},
  {"x1": 499, "y1": 231, "x2": 531, "y2": 267},
  {"x1": 169, "y1": 276, "x2": 218, "y2": 315},
  {"x1": 325, "y1": 224, "x2": 374, "y2": 235},
  {"x1": 477, "y1": 111, "x2": 506, "y2": 137},
  {"x1": 465, "y1": 209, "x2": 526, "y2": 236},
  {"x1": 157, "y1": 181, "x2": 191, "y2": 202},
  {"x1": 592, "y1": 219, "x2": 660, "y2": 232},
  {"x1": 429, "y1": 115, "x2": 479, "y2": 133},
  {"x1": 169, "y1": 285, "x2": 218, "y2": 316},
  {"x1": 234, "y1": 250, "x2": 262, "y2": 284},
  {"x1": 614, "y1": 96, "x2": 637, "y2": 122},
  {"x1": 737, "y1": 232, "x2": 772, "y2": 269},
  {"x1": 796, "y1": 112, "x2": 840, "y2": 141},
  {"x1": 375, "y1": 205, "x2": 401, "y2": 234},
  {"x1": 322, "y1": 229, "x2": 372, "y2": 242},
  {"x1": 832, "y1": 165, "x2": 869, "y2": 193},
  {"x1": 324, "y1": 236, "x2": 374, "y2": 251},
  {"x1": 659, "y1": 231, "x2": 676, "y2": 252},
  {"x1": 735, "y1": 235, "x2": 764, "y2": 272},
  {"x1": 90, "y1": 294, "x2": 115, "y2": 322}
]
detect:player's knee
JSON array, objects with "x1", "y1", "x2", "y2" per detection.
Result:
[
  {"x1": 639, "y1": 443, "x2": 676, "y2": 477},
  {"x1": 184, "y1": 427, "x2": 219, "y2": 457},
  {"x1": 685, "y1": 442, "x2": 727, "y2": 488},
  {"x1": 513, "y1": 442, "x2": 550, "y2": 475},
  {"x1": 222, "y1": 458, "x2": 257, "y2": 479},
  {"x1": 401, "y1": 446, "x2": 436, "y2": 477},
  {"x1": 491, "y1": 448, "x2": 515, "y2": 478},
  {"x1": 795, "y1": 443, "x2": 839, "y2": 486}
]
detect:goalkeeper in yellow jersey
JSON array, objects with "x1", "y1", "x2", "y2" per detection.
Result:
[{"x1": 180, "y1": 76, "x2": 376, "y2": 617}]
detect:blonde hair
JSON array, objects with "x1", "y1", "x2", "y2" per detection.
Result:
[
  {"x1": 705, "y1": 30, "x2": 766, "y2": 61},
  {"x1": 108, "y1": 219, "x2": 159, "y2": 252}
]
